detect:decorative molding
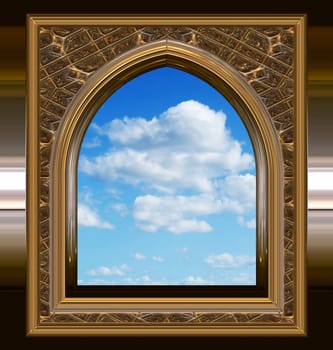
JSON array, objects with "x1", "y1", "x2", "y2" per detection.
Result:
[{"x1": 27, "y1": 16, "x2": 306, "y2": 335}]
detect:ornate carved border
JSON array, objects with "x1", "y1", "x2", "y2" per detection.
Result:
[{"x1": 27, "y1": 15, "x2": 306, "y2": 336}]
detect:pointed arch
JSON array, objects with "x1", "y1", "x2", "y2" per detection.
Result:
[{"x1": 51, "y1": 40, "x2": 283, "y2": 297}]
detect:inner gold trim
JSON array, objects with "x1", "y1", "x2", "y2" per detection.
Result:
[{"x1": 53, "y1": 41, "x2": 277, "y2": 308}]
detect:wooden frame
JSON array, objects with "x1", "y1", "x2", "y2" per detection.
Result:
[{"x1": 27, "y1": 15, "x2": 306, "y2": 336}]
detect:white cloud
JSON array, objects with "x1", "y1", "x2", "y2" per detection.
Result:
[
  {"x1": 82, "y1": 136, "x2": 102, "y2": 149},
  {"x1": 122, "y1": 275, "x2": 167, "y2": 285},
  {"x1": 106, "y1": 187, "x2": 121, "y2": 199},
  {"x1": 237, "y1": 216, "x2": 256, "y2": 229},
  {"x1": 111, "y1": 203, "x2": 128, "y2": 217},
  {"x1": 99, "y1": 115, "x2": 162, "y2": 145},
  {"x1": 79, "y1": 100, "x2": 254, "y2": 194},
  {"x1": 218, "y1": 174, "x2": 256, "y2": 214},
  {"x1": 183, "y1": 276, "x2": 213, "y2": 285},
  {"x1": 80, "y1": 100, "x2": 256, "y2": 234},
  {"x1": 84, "y1": 279, "x2": 111, "y2": 285},
  {"x1": 133, "y1": 179, "x2": 256, "y2": 233},
  {"x1": 230, "y1": 272, "x2": 256, "y2": 285},
  {"x1": 205, "y1": 253, "x2": 255, "y2": 268},
  {"x1": 133, "y1": 194, "x2": 220, "y2": 233},
  {"x1": 133, "y1": 252, "x2": 146, "y2": 261},
  {"x1": 78, "y1": 187, "x2": 99, "y2": 206},
  {"x1": 152, "y1": 256, "x2": 164, "y2": 262},
  {"x1": 87, "y1": 264, "x2": 129, "y2": 276},
  {"x1": 141, "y1": 275, "x2": 151, "y2": 282},
  {"x1": 78, "y1": 204, "x2": 114, "y2": 230}
]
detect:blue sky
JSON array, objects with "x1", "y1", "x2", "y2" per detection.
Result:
[{"x1": 77, "y1": 67, "x2": 256, "y2": 286}]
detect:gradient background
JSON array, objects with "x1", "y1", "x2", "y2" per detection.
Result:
[{"x1": 0, "y1": 1, "x2": 332, "y2": 347}]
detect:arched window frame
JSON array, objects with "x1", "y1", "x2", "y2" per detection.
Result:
[
  {"x1": 27, "y1": 15, "x2": 306, "y2": 336},
  {"x1": 65, "y1": 44, "x2": 269, "y2": 297}
]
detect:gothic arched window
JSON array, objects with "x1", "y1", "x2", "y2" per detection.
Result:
[{"x1": 77, "y1": 67, "x2": 258, "y2": 288}]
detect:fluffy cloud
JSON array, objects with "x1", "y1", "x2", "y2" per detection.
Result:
[
  {"x1": 78, "y1": 204, "x2": 114, "y2": 230},
  {"x1": 183, "y1": 276, "x2": 213, "y2": 285},
  {"x1": 133, "y1": 177, "x2": 255, "y2": 233},
  {"x1": 152, "y1": 256, "x2": 164, "y2": 262},
  {"x1": 80, "y1": 100, "x2": 254, "y2": 194},
  {"x1": 111, "y1": 203, "x2": 128, "y2": 217},
  {"x1": 80, "y1": 100, "x2": 256, "y2": 234},
  {"x1": 82, "y1": 136, "x2": 102, "y2": 149},
  {"x1": 122, "y1": 275, "x2": 167, "y2": 285},
  {"x1": 237, "y1": 216, "x2": 256, "y2": 229},
  {"x1": 205, "y1": 253, "x2": 255, "y2": 268},
  {"x1": 133, "y1": 252, "x2": 146, "y2": 261},
  {"x1": 218, "y1": 174, "x2": 256, "y2": 214},
  {"x1": 133, "y1": 194, "x2": 221, "y2": 233},
  {"x1": 87, "y1": 264, "x2": 129, "y2": 276},
  {"x1": 84, "y1": 279, "x2": 111, "y2": 285}
]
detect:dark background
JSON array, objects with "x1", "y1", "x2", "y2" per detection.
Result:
[
  {"x1": 1, "y1": 0, "x2": 332, "y2": 26},
  {"x1": 1, "y1": 0, "x2": 332, "y2": 347}
]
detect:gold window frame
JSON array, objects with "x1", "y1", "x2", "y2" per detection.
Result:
[{"x1": 27, "y1": 15, "x2": 306, "y2": 336}]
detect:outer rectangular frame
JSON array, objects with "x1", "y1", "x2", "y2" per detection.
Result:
[{"x1": 27, "y1": 15, "x2": 306, "y2": 336}]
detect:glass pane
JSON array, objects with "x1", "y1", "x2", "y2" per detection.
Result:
[{"x1": 77, "y1": 67, "x2": 256, "y2": 286}]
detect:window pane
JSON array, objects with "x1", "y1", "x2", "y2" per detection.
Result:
[{"x1": 77, "y1": 67, "x2": 256, "y2": 286}]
